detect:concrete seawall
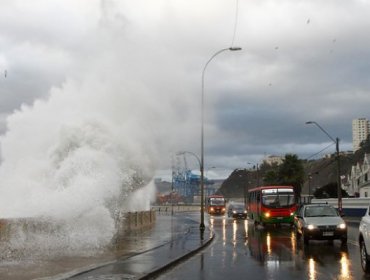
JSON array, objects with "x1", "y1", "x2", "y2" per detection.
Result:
[
  {"x1": 115, "y1": 210, "x2": 156, "y2": 234},
  {"x1": 0, "y1": 210, "x2": 157, "y2": 242},
  {"x1": 0, "y1": 217, "x2": 63, "y2": 242}
]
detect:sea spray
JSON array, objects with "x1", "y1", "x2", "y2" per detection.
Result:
[
  {"x1": 0, "y1": 1, "x2": 197, "y2": 259},
  {"x1": 0, "y1": 92, "x2": 157, "y2": 257}
]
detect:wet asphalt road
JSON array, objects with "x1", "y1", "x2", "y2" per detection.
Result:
[
  {"x1": 155, "y1": 214, "x2": 370, "y2": 280},
  {"x1": 5, "y1": 212, "x2": 367, "y2": 279}
]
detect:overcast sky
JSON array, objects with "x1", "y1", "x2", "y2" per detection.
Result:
[{"x1": 0, "y1": 0, "x2": 369, "y2": 180}]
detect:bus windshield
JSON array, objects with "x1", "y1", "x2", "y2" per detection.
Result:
[
  {"x1": 209, "y1": 198, "x2": 225, "y2": 206},
  {"x1": 261, "y1": 189, "x2": 295, "y2": 208}
]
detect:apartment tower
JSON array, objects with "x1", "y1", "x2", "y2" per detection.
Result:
[{"x1": 352, "y1": 118, "x2": 370, "y2": 151}]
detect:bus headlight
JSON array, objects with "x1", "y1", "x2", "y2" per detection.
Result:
[{"x1": 264, "y1": 212, "x2": 271, "y2": 218}]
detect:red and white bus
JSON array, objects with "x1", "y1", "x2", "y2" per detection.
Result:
[
  {"x1": 206, "y1": 195, "x2": 226, "y2": 215},
  {"x1": 247, "y1": 186, "x2": 297, "y2": 226}
]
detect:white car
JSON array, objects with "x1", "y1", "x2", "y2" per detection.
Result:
[
  {"x1": 295, "y1": 204, "x2": 347, "y2": 245},
  {"x1": 359, "y1": 206, "x2": 370, "y2": 272}
]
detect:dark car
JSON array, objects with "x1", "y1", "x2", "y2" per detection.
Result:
[
  {"x1": 295, "y1": 204, "x2": 347, "y2": 245},
  {"x1": 228, "y1": 203, "x2": 247, "y2": 219}
]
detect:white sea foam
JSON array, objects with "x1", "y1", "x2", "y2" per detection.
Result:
[{"x1": 0, "y1": 2, "x2": 198, "y2": 255}]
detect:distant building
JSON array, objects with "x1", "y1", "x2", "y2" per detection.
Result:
[
  {"x1": 263, "y1": 155, "x2": 283, "y2": 166},
  {"x1": 346, "y1": 153, "x2": 370, "y2": 197},
  {"x1": 352, "y1": 118, "x2": 370, "y2": 152}
]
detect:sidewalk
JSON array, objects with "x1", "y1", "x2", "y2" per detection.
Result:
[{"x1": 55, "y1": 213, "x2": 214, "y2": 280}]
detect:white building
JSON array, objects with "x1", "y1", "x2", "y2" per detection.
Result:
[
  {"x1": 263, "y1": 155, "x2": 284, "y2": 166},
  {"x1": 346, "y1": 153, "x2": 370, "y2": 197},
  {"x1": 352, "y1": 118, "x2": 370, "y2": 152}
]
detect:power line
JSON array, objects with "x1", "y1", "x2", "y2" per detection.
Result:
[{"x1": 305, "y1": 142, "x2": 335, "y2": 160}]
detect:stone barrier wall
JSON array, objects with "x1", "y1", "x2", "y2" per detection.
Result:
[
  {"x1": 115, "y1": 210, "x2": 156, "y2": 235},
  {"x1": 0, "y1": 217, "x2": 62, "y2": 242},
  {"x1": 0, "y1": 211, "x2": 157, "y2": 242}
]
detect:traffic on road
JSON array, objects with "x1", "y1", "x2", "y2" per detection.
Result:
[{"x1": 155, "y1": 211, "x2": 369, "y2": 280}]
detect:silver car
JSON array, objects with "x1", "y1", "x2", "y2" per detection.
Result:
[{"x1": 295, "y1": 204, "x2": 347, "y2": 245}]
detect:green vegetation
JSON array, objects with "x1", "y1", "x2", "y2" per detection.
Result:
[{"x1": 263, "y1": 154, "x2": 305, "y2": 197}]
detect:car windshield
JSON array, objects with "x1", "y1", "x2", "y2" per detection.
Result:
[
  {"x1": 232, "y1": 205, "x2": 245, "y2": 211},
  {"x1": 304, "y1": 206, "x2": 338, "y2": 217}
]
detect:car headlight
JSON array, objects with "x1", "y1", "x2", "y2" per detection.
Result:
[
  {"x1": 233, "y1": 210, "x2": 237, "y2": 214},
  {"x1": 210, "y1": 207, "x2": 214, "y2": 212},
  {"x1": 337, "y1": 223, "x2": 346, "y2": 229},
  {"x1": 307, "y1": 224, "x2": 316, "y2": 230},
  {"x1": 264, "y1": 212, "x2": 271, "y2": 218},
  {"x1": 244, "y1": 210, "x2": 247, "y2": 214}
]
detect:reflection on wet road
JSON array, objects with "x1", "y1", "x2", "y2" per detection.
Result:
[{"x1": 156, "y1": 214, "x2": 370, "y2": 280}]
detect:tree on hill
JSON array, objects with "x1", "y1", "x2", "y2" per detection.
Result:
[
  {"x1": 263, "y1": 169, "x2": 279, "y2": 185},
  {"x1": 277, "y1": 154, "x2": 305, "y2": 198},
  {"x1": 261, "y1": 154, "x2": 305, "y2": 198}
]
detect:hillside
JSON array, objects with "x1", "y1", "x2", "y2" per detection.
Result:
[{"x1": 218, "y1": 153, "x2": 357, "y2": 199}]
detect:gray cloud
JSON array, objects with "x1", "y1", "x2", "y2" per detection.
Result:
[{"x1": 0, "y1": 0, "x2": 368, "y2": 174}]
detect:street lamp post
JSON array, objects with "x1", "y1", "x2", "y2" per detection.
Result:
[
  {"x1": 247, "y1": 162, "x2": 260, "y2": 187},
  {"x1": 306, "y1": 121, "x2": 342, "y2": 213},
  {"x1": 308, "y1": 174, "x2": 311, "y2": 196},
  {"x1": 200, "y1": 47, "x2": 241, "y2": 231}
]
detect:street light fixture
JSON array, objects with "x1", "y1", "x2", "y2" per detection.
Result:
[
  {"x1": 200, "y1": 47, "x2": 242, "y2": 231},
  {"x1": 305, "y1": 121, "x2": 342, "y2": 213}
]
